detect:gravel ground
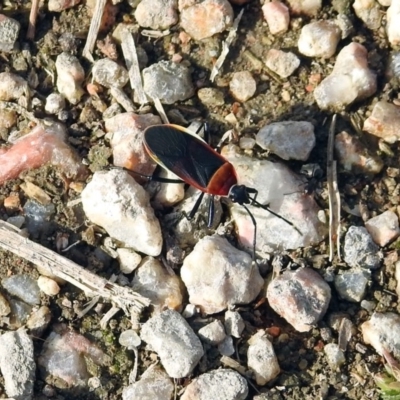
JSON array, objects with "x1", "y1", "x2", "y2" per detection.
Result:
[{"x1": 0, "y1": 0, "x2": 399, "y2": 399}]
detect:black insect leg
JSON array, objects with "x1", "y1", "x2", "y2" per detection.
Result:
[
  {"x1": 186, "y1": 191, "x2": 205, "y2": 220},
  {"x1": 127, "y1": 169, "x2": 184, "y2": 184},
  {"x1": 207, "y1": 195, "x2": 215, "y2": 228}
]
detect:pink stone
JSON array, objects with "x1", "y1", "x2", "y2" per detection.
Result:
[
  {"x1": 262, "y1": 1, "x2": 290, "y2": 35},
  {"x1": 365, "y1": 211, "x2": 400, "y2": 247},
  {"x1": 0, "y1": 124, "x2": 87, "y2": 185}
]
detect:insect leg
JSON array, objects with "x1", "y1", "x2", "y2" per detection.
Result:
[
  {"x1": 128, "y1": 169, "x2": 184, "y2": 184},
  {"x1": 207, "y1": 195, "x2": 215, "y2": 228},
  {"x1": 185, "y1": 191, "x2": 205, "y2": 220}
]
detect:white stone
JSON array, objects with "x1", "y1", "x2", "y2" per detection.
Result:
[
  {"x1": 37, "y1": 276, "x2": 60, "y2": 296},
  {"x1": 247, "y1": 331, "x2": 280, "y2": 385},
  {"x1": 363, "y1": 100, "x2": 400, "y2": 143},
  {"x1": 198, "y1": 320, "x2": 226, "y2": 345},
  {"x1": 262, "y1": 1, "x2": 290, "y2": 34},
  {"x1": 0, "y1": 329, "x2": 35, "y2": 399},
  {"x1": 265, "y1": 49, "x2": 300, "y2": 78},
  {"x1": 117, "y1": 248, "x2": 142, "y2": 274},
  {"x1": 365, "y1": 210, "x2": 400, "y2": 246},
  {"x1": 122, "y1": 365, "x2": 174, "y2": 400},
  {"x1": 224, "y1": 310, "x2": 245, "y2": 338},
  {"x1": 298, "y1": 20, "x2": 341, "y2": 58},
  {"x1": 218, "y1": 335, "x2": 235, "y2": 356},
  {"x1": 92, "y1": 58, "x2": 129, "y2": 88},
  {"x1": 135, "y1": 0, "x2": 178, "y2": 30},
  {"x1": 141, "y1": 309, "x2": 204, "y2": 378},
  {"x1": 181, "y1": 369, "x2": 248, "y2": 400},
  {"x1": 361, "y1": 312, "x2": 400, "y2": 359},
  {"x1": 256, "y1": 121, "x2": 315, "y2": 161},
  {"x1": 132, "y1": 256, "x2": 183, "y2": 311},
  {"x1": 81, "y1": 169, "x2": 162, "y2": 256},
  {"x1": 267, "y1": 268, "x2": 331, "y2": 332},
  {"x1": 287, "y1": 0, "x2": 321, "y2": 16},
  {"x1": 0, "y1": 72, "x2": 28, "y2": 101},
  {"x1": 324, "y1": 343, "x2": 345, "y2": 370},
  {"x1": 229, "y1": 71, "x2": 257, "y2": 102},
  {"x1": 221, "y1": 145, "x2": 326, "y2": 253},
  {"x1": 353, "y1": 0, "x2": 382, "y2": 30},
  {"x1": 314, "y1": 43, "x2": 377, "y2": 110},
  {"x1": 45, "y1": 93, "x2": 65, "y2": 114},
  {"x1": 181, "y1": 235, "x2": 264, "y2": 314},
  {"x1": 152, "y1": 168, "x2": 185, "y2": 207},
  {"x1": 55, "y1": 52, "x2": 85, "y2": 104},
  {"x1": 378, "y1": 0, "x2": 392, "y2": 5}
]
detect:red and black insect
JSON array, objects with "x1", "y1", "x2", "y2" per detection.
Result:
[{"x1": 141, "y1": 124, "x2": 300, "y2": 257}]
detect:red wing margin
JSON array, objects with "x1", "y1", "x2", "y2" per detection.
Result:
[{"x1": 144, "y1": 125, "x2": 226, "y2": 191}]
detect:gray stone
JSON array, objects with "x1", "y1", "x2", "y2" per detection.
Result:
[{"x1": 334, "y1": 269, "x2": 370, "y2": 302}]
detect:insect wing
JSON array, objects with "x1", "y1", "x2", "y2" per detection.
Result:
[{"x1": 144, "y1": 125, "x2": 226, "y2": 191}]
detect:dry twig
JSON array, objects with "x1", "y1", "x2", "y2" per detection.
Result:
[
  {"x1": 327, "y1": 114, "x2": 341, "y2": 261},
  {"x1": 0, "y1": 220, "x2": 150, "y2": 321},
  {"x1": 27, "y1": 0, "x2": 40, "y2": 40},
  {"x1": 83, "y1": 0, "x2": 107, "y2": 62}
]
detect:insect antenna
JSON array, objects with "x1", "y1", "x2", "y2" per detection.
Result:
[
  {"x1": 250, "y1": 198, "x2": 302, "y2": 235},
  {"x1": 242, "y1": 204, "x2": 257, "y2": 261}
]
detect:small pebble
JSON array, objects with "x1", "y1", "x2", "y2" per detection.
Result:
[
  {"x1": 122, "y1": 365, "x2": 173, "y2": 400},
  {"x1": 198, "y1": 320, "x2": 226, "y2": 345},
  {"x1": 267, "y1": 268, "x2": 331, "y2": 332},
  {"x1": 48, "y1": 0, "x2": 80, "y2": 11},
  {"x1": 361, "y1": 312, "x2": 400, "y2": 359},
  {"x1": 247, "y1": 331, "x2": 280, "y2": 385},
  {"x1": 287, "y1": 0, "x2": 322, "y2": 16},
  {"x1": 3, "y1": 194, "x2": 20, "y2": 212},
  {"x1": 0, "y1": 15, "x2": 20, "y2": 52},
  {"x1": 265, "y1": 49, "x2": 300, "y2": 78},
  {"x1": 334, "y1": 130, "x2": 383, "y2": 174},
  {"x1": 324, "y1": 343, "x2": 346, "y2": 370},
  {"x1": 55, "y1": 52, "x2": 85, "y2": 104},
  {"x1": 0, "y1": 72, "x2": 29, "y2": 101},
  {"x1": 0, "y1": 109, "x2": 17, "y2": 129},
  {"x1": 181, "y1": 369, "x2": 248, "y2": 400},
  {"x1": 26, "y1": 305, "x2": 52, "y2": 336},
  {"x1": 314, "y1": 43, "x2": 377, "y2": 110},
  {"x1": 343, "y1": 226, "x2": 382, "y2": 269},
  {"x1": 119, "y1": 329, "x2": 141, "y2": 349},
  {"x1": 0, "y1": 292, "x2": 10, "y2": 316},
  {"x1": 224, "y1": 310, "x2": 245, "y2": 338},
  {"x1": 37, "y1": 276, "x2": 60, "y2": 296},
  {"x1": 117, "y1": 248, "x2": 142, "y2": 274},
  {"x1": 182, "y1": 304, "x2": 198, "y2": 318},
  {"x1": 92, "y1": 58, "x2": 129, "y2": 88},
  {"x1": 363, "y1": 100, "x2": 400, "y2": 143},
  {"x1": 45, "y1": 93, "x2": 66, "y2": 114},
  {"x1": 141, "y1": 309, "x2": 204, "y2": 378},
  {"x1": 262, "y1": 1, "x2": 290, "y2": 34},
  {"x1": 334, "y1": 269, "x2": 370, "y2": 302},
  {"x1": 81, "y1": 169, "x2": 162, "y2": 256},
  {"x1": 361, "y1": 299, "x2": 376, "y2": 312},
  {"x1": 197, "y1": 87, "x2": 225, "y2": 106},
  {"x1": 365, "y1": 210, "x2": 400, "y2": 246},
  {"x1": 132, "y1": 256, "x2": 183, "y2": 311},
  {"x1": 386, "y1": 1, "x2": 400, "y2": 46},
  {"x1": 298, "y1": 20, "x2": 341, "y2": 58},
  {"x1": 239, "y1": 137, "x2": 256, "y2": 150},
  {"x1": 229, "y1": 71, "x2": 257, "y2": 102},
  {"x1": 256, "y1": 121, "x2": 315, "y2": 161},
  {"x1": 9, "y1": 299, "x2": 32, "y2": 328},
  {"x1": 2, "y1": 274, "x2": 41, "y2": 305},
  {"x1": 218, "y1": 335, "x2": 235, "y2": 356},
  {"x1": 336, "y1": 13, "x2": 354, "y2": 38},
  {"x1": 181, "y1": 235, "x2": 264, "y2": 314},
  {"x1": 353, "y1": 0, "x2": 382, "y2": 30},
  {"x1": 0, "y1": 329, "x2": 35, "y2": 399},
  {"x1": 143, "y1": 60, "x2": 194, "y2": 104},
  {"x1": 179, "y1": 0, "x2": 234, "y2": 40},
  {"x1": 151, "y1": 168, "x2": 185, "y2": 207},
  {"x1": 135, "y1": 0, "x2": 178, "y2": 29}
]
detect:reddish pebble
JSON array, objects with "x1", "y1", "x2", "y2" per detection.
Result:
[
  {"x1": 180, "y1": 0, "x2": 234, "y2": 40},
  {"x1": 266, "y1": 326, "x2": 281, "y2": 337},
  {"x1": 3, "y1": 194, "x2": 20, "y2": 212},
  {"x1": 262, "y1": 1, "x2": 290, "y2": 35},
  {"x1": 0, "y1": 123, "x2": 87, "y2": 185}
]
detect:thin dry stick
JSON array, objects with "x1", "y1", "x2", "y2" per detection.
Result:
[
  {"x1": 210, "y1": 8, "x2": 244, "y2": 82},
  {"x1": 327, "y1": 114, "x2": 341, "y2": 261},
  {"x1": 0, "y1": 220, "x2": 150, "y2": 318},
  {"x1": 82, "y1": 0, "x2": 107, "y2": 62},
  {"x1": 27, "y1": 0, "x2": 40, "y2": 40},
  {"x1": 121, "y1": 28, "x2": 148, "y2": 105}
]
